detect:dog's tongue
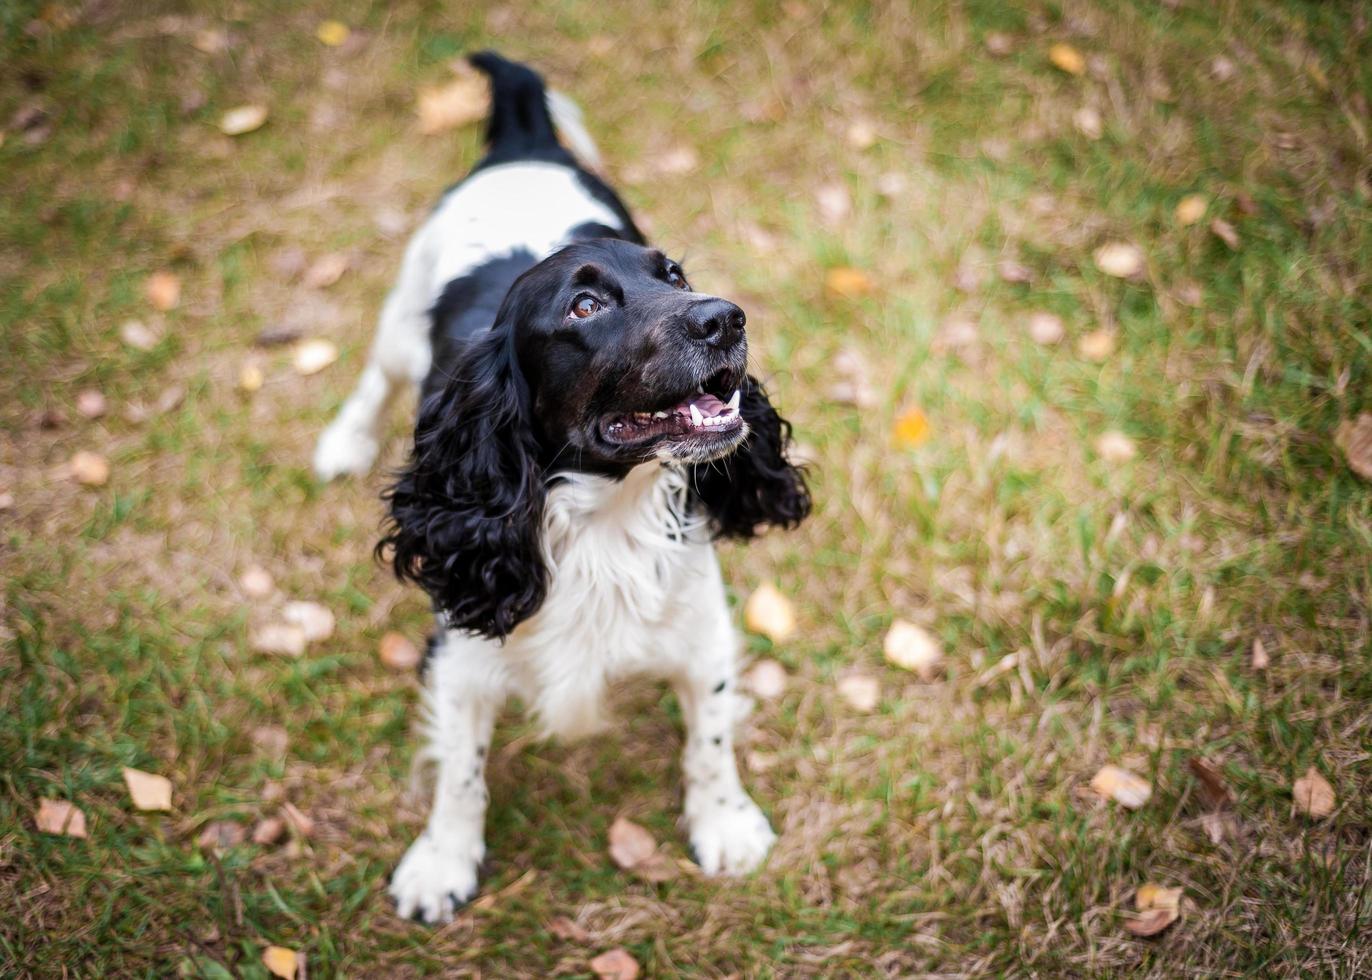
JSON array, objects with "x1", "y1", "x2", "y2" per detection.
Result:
[{"x1": 678, "y1": 392, "x2": 728, "y2": 418}]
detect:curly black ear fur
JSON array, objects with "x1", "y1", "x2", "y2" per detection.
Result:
[
  {"x1": 379, "y1": 327, "x2": 547, "y2": 640},
  {"x1": 689, "y1": 375, "x2": 811, "y2": 538}
]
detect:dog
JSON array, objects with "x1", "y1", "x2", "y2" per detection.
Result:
[{"x1": 314, "y1": 51, "x2": 810, "y2": 924}]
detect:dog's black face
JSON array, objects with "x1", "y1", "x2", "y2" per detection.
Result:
[
  {"x1": 383, "y1": 238, "x2": 810, "y2": 640},
  {"x1": 508, "y1": 239, "x2": 750, "y2": 471}
]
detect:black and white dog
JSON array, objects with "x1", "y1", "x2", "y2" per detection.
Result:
[{"x1": 314, "y1": 52, "x2": 809, "y2": 924}]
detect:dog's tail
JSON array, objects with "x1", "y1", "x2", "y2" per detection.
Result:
[{"x1": 468, "y1": 50, "x2": 603, "y2": 171}]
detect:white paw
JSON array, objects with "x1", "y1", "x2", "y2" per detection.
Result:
[
  {"x1": 389, "y1": 831, "x2": 483, "y2": 925},
  {"x1": 313, "y1": 421, "x2": 379, "y2": 480},
  {"x1": 687, "y1": 794, "x2": 776, "y2": 876}
]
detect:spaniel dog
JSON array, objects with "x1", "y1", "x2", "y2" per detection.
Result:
[{"x1": 314, "y1": 51, "x2": 809, "y2": 924}]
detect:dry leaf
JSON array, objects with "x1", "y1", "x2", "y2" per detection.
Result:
[
  {"x1": 744, "y1": 659, "x2": 787, "y2": 699},
  {"x1": 69, "y1": 451, "x2": 110, "y2": 486},
  {"x1": 1251, "y1": 636, "x2": 1270, "y2": 670},
  {"x1": 282, "y1": 601, "x2": 334, "y2": 642},
  {"x1": 253, "y1": 816, "x2": 286, "y2": 845},
  {"x1": 1335, "y1": 414, "x2": 1372, "y2": 480},
  {"x1": 1094, "y1": 431, "x2": 1136, "y2": 463},
  {"x1": 883, "y1": 620, "x2": 942, "y2": 679},
  {"x1": 1077, "y1": 328, "x2": 1117, "y2": 362},
  {"x1": 35, "y1": 798, "x2": 87, "y2": 838},
  {"x1": 1048, "y1": 43, "x2": 1086, "y2": 76},
  {"x1": 845, "y1": 119, "x2": 877, "y2": 149},
  {"x1": 824, "y1": 267, "x2": 874, "y2": 300},
  {"x1": 607, "y1": 816, "x2": 657, "y2": 870},
  {"x1": 119, "y1": 319, "x2": 160, "y2": 351},
  {"x1": 379, "y1": 631, "x2": 421, "y2": 671},
  {"x1": 239, "y1": 565, "x2": 274, "y2": 599},
  {"x1": 262, "y1": 946, "x2": 299, "y2": 979},
  {"x1": 197, "y1": 820, "x2": 247, "y2": 850},
  {"x1": 1093, "y1": 242, "x2": 1145, "y2": 278},
  {"x1": 303, "y1": 253, "x2": 348, "y2": 289},
  {"x1": 746, "y1": 750, "x2": 777, "y2": 773},
  {"x1": 892, "y1": 406, "x2": 931, "y2": 449},
  {"x1": 0, "y1": 491, "x2": 14, "y2": 511},
  {"x1": 1089, "y1": 764, "x2": 1151, "y2": 809},
  {"x1": 1175, "y1": 194, "x2": 1207, "y2": 226},
  {"x1": 238, "y1": 360, "x2": 265, "y2": 393},
  {"x1": 1292, "y1": 767, "x2": 1335, "y2": 818},
  {"x1": 220, "y1": 104, "x2": 269, "y2": 136},
  {"x1": 251, "y1": 623, "x2": 307, "y2": 657},
  {"x1": 1188, "y1": 757, "x2": 1235, "y2": 809},
  {"x1": 1027, "y1": 312, "x2": 1065, "y2": 345},
  {"x1": 1073, "y1": 106, "x2": 1103, "y2": 140},
  {"x1": 282, "y1": 801, "x2": 315, "y2": 838},
  {"x1": 123, "y1": 767, "x2": 173, "y2": 812},
  {"x1": 191, "y1": 28, "x2": 228, "y2": 54},
  {"x1": 1209, "y1": 218, "x2": 1239, "y2": 250},
  {"x1": 292, "y1": 339, "x2": 338, "y2": 376},
  {"x1": 1125, "y1": 883, "x2": 1182, "y2": 936},
  {"x1": 315, "y1": 20, "x2": 350, "y2": 46},
  {"x1": 548, "y1": 915, "x2": 591, "y2": 943},
  {"x1": 652, "y1": 145, "x2": 700, "y2": 175},
  {"x1": 76, "y1": 389, "x2": 107, "y2": 419},
  {"x1": 875, "y1": 171, "x2": 907, "y2": 197},
  {"x1": 417, "y1": 70, "x2": 489, "y2": 135},
  {"x1": 744, "y1": 582, "x2": 796, "y2": 643},
  {"x1": 935, "y1": 313, "x2": 979, "y2": 350},
  {"x1": 1210, "y1": 55, "x2": 1236, "y2": 82},
  {"x1": 815, "y1": 181, "x2": 851, "y2": 227},
  {"x1": 251, "y1": 725, "x2": 289, "y2": 758},
  {"x1": 590, "y1": 948, "x2": 640, "y2": 980},
  {"x1": 997, "y1": 258, "x2": 1033, "y2": 284},
  {"x1": 984, "y1": 32, "x2": 1014, "y2": 56},
  {"x1": 1125, "y1": 907, "x2": 1178, "y2": 937},
  {"x1": 837, "y1": 674, "x2": 880, "y2": 712},
  {"x1": 145, "y1": 270, "x2": 181, "y2": 311}
]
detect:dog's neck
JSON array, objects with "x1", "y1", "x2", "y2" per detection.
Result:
[{"x1": 540, "y1": 462, "x2": 702, "y2": 566}]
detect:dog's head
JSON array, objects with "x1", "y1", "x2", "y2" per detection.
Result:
[{"x1": 382, "y1": 238, "x2": 810, "y2": 639}]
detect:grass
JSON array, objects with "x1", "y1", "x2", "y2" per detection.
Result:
[{"x1": 2, "y1": 0, "x2": 1370, "y2": 975}]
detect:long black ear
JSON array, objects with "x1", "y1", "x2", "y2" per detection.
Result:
[
  {"x1": 690, "y1": 375, "x2": 811, "y2": 538},
  {"x1": 379, "y1": 327, "x2": 547, "y2": 640}
]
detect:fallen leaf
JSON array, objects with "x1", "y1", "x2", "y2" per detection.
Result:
[
  {"x1": 1174, "y1": 280, "x2": 1204, "y2": 307},
  {"x1": 1175, "y1": 194, "x2": 1207, "y2": 226},
  {"x1": 191, "y1": 28, "x2": 228, "y2": 54},
  {"x1": 251, "y1": 725, "x2": 289, "y2": 758},
  {"x1": 238, "y1": 360, "x2": 265, "y2": 393},
  {"x1": 220, "y1": 104, "x2": 269, "y2": 136},
  {"x1": 119, "y1": 319, "x2": 160, "y2": 351},
  {"x1": 984, "y1": 32, "x2": 1014, "y2": 56},
  {"x1": 1250, "y1": 636, "x2": 1270, "y2": 670},
  {"x1": 0, "y1": 491, "x2": 14, "y2": 510},
  {"x1": 815, "y1": 181, "x2": 852, "y2": 227},
  {"x1": 883, "y1": 620, "x2": 942, "y2": 679},
  {"x1": 744, "y1": 582, "x2": 796, "y2": 643},
  {"x1": 292, "y1": 339, "x2": 338, "y2": 376},
  {"x1": 417, "y1": 69, "x2": 489, "y2": 135},
  {"x1": 379, "y1": 631, "x2": 421, "y2": 671},
  {"x1": 1125, "y1": 907, "x2": 1178, "y2": 937},
  {"x1": 1188, "y1": 757, "x2": 1235, "y2": 808},
  {"x1": 1089, "y1": 764, "x2": 1151, "y2": 809},
  {"x1": 824, "y1": 267, "x2": 874, "y2": 300},
  {"x1": 935, "y1": 313, "x2": 979, "y2": 350},
  {"x1": 1292, "y1": 767, "x2": 1335, "y2": 818},
  {"x1": 282, "y1": 601, "x2": 334, "y2": 642},
  {"x1": 746, "y1": 750, "x2": 777, "y2": 773},
  {"x1": 1048, "y1": 42, "x2": 1086, "y2": 76},
  {"x1": 607, "y1": 816, "x2": 656, "y2": 870},
  {"x1": 123, "y1": 767, "x2": 173, "y2": 812},
  {"x1": 282, "y1": 802, "x2": 315, "y2": 838},
  {"x1": 997, "y1": 258, "x2": 1034, "y2": 284},
  {"x1": 892, "y1": 406, "x2": 931, "y2": 449},
  {"x1": 315, "y1": 20, "x2": 350, "y2": 46},
  {"x1": 251, "y1": 623, "x2": 307, "y2": 657},
  {"x1": 197, "y1": 820, "x2": 247, "y2": 850},
  {"x1": 35, "y1": 798, "x2": 87, "y2": 838},
  {"x1": 1335, "y1": 414, "x2": 1372, "y2": 480},
  {"x1": 303, "y1": 253, "x2": 348, "y2": 289},
  {"x1": 69, "y1": 451, "x2": 110, "y2": 487},
  {"x1": 837, "y1": 674, "x2": 880, "y2": 712},
  {"x1": 239, "y1": 565, "x2": 274, "y2": 599},
  {"x1": 744, "y1": 659, "x2": 787, "y2": 699},
  {"x1": 1125, "y1": 883, "x2": 1182, "y2": 936},
  {"x1": 875, "y1": 171, "x2": 907, "y2": 197},
  {"x1": 252, "y1": 816, "x2": 286, "y2": 845},
  {"x1": 590, "y1": 948, "x2": 640, "y2": 980},
  {"x1": 1077, "y1": 328, "x2": 1117, "y2": 362},
  {"x1": 845, "y1": 118, "x2": 877, "y2": 150},
  {"x1": 145, "y1": 270, "x2": 181, "y2": 311},
  {"x1": 1027, "y1": 311, "x2": 1065, "y2": 345},
  {"x1": 1094, "y1": 431, "x2": 1136, "y2": 463},
  {"x1": 1209, "y1": 217, "x2": 1239, "y2": 250},
  {"x1": 1210, "y1": 55, "x2": 1236, "y2": 82},
  {"x1": 652, "y1": 145, "x2": 699, "y2": 175},
  {"x1": 1072, "y1": 106, "x2": 1103, "y2": 140},
  {"x1": 1093, "y1": 242, "x2": 1145, "y2": 279},
  {"x1": 262, "y1": 946, "x2": 299, "y2": 979},
  {"x1": 548, "y1": 915, "x2": 591, "y2": 943},
  {"x1": 76, "y1": 389, "x2": 107, "y2": 419}
]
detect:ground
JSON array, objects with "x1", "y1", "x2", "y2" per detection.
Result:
[{"x1": 2, "y1": 1, "x2": 1370, "y2": 977}]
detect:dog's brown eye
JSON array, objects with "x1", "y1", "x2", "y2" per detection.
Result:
[
  {"x1": 667, "y1": 267, "x2": 689, "y2": 290},
  {"x1": 571, "y1": 295, "x2": 601, "y2": 318}
]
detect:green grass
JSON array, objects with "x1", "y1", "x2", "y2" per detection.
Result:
[{"x1": 2, "y1": 0, "x2": 1370, "y2": 976}]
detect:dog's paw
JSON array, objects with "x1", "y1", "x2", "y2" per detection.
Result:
[
  {"x1": 389, "y1": 832, "x2": 483, "y2": 925},
  {"x1": 686, "y1": 794, "x2": 776, "y2": 876},
  {"x1": 313, "y1": 422, "x2": 379, "y2": 481}
]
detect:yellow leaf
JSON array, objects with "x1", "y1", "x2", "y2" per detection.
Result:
[
  {"x1": 1077, "y1": 328, "x2": 1117, "y2": 362},
  {"x1": 35, "y1": 798, "x2": 88, "y2": 838},
  {"x1": 238, "y1": 361, "x2": 265, "y2": 392},
  {"x1": 1089, "y1": 764, "x2": 1151, "y2": 809},
  {"x1": 1292, "y1": 766, "x2": 1335, "y2": 818},
  {"x1": 1125, "y1": 884, "x2": 1182, "y2": 936},
  {"x1": 824, "y1": 266, "x2": 873, "y2": 300},
  {"x1": 145, "y1": 270, "x2": 181, "y2": 311},
  {"x1": 744, "y1": 582, "x2": 796, "y2": 643},
  {"x1": 1136, "y1": 883, "x2": 1183, "y2": 912},
  {"x1": 122, "y1": 767, "x2": 173, "y2": 812},
  {"x1": 219, "y1": 104, "x2": 269, "y2": 136},
  {"x1": 883, "y1": 620, "x2": 942, "y2": 680},
  {"x1": 379, "y1": 631, "x2": 421, "y2": 671},
  {"x1": 315, "y1": 20, "x2": 350, "y2": 47},
  {"x1": 1175, "y1": 194, "x2": 1207, "y2": 226},
  {"x1": 262, "y1": 946, "x2": 299, "y2": 979},
  {"x1": 69, "y1": 451, "x2": 110, "y2": 487},
  {"x1": 1048, "y1": 43, "x2": 1086, "y2": 76},
  {"x1": 892, "y1": 406, "x2": 931, "y2": 449}
]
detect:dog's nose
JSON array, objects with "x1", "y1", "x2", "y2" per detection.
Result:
[{"x1": 684, "y1": 298, "x2": 746, "y2": 347}]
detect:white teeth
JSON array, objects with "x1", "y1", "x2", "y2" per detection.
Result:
[
  {"x1": 689, "y1": 403, "x2": 704, "y2": 427},
  {"x1": 697, "y1": 383, "x2": 705, "y2": 394},
  {"x1": 653, "y1": 411, "x2": 668, "y2": 419},
  {"x1": 726, "y1": 389, "x2": 741, "y2": 414}
]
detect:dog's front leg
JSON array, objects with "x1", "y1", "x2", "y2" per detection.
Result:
[
  {"x1": 673, "y1": 609, "x2": 777, "y2": 876},
  {"x1": 389, "y1": 634, "x2": 502, "y2": 924}
]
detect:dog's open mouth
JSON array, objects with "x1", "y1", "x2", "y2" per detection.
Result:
[{"x1": 602, "y1": 369, "x2": 745, "y2": 447}]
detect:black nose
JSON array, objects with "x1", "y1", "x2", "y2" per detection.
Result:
[{"x1": 684, "y1": 298, "x2": 746, "y2": 347}]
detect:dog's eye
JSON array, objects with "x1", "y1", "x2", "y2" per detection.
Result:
[
  {"x1": 570, "y1": 295, "x2": 602, "y2": 318},
  {"x1": 667, "y1": 266, "x2": 689, "y2": 290}
]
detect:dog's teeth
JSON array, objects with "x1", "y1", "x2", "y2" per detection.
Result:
[
  {"x1": 697, "y1": 383, "x2": 705, "y2": 394},
  {"x1": 726, "y1": 389, "x2": 740, "y2": 414},
  {"x1": 689, "y1": 403, "x2": 704, "y2": 427},
  {"x1": 653, "y1": 411, "x2": 668, "y2": 419}
]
